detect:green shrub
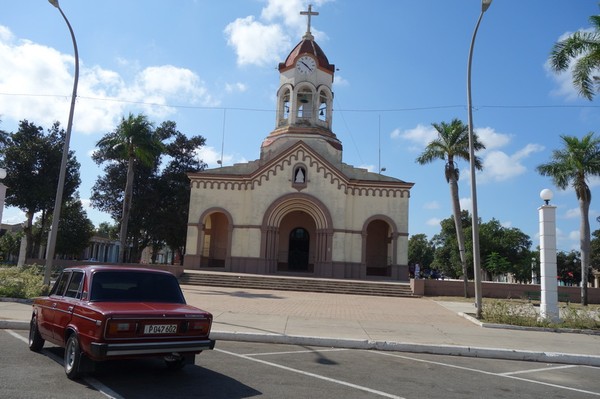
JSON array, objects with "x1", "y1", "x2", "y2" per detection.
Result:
[
  {"x1": 482, "y1": 299, "x2": 600, "y2": 330},
  {"x1": 0, "y1": 264, "x2": 48, "y2": 299}
]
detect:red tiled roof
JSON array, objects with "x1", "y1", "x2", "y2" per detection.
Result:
[{"x1": 278, "y1": 38, "x2": 335, "y2": 74}]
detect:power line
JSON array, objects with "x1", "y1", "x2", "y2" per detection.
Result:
[{"x1": 1, "y1": 91, "x2": 599, "y2": 112}]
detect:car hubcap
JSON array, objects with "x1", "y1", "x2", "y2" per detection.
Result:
[{"x1": 66, "y1": 342, "x2": 74, "y2": 371}]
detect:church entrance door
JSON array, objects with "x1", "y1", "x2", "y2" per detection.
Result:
[
  {"x1": 288, "y1": 227, "x2": 309, "y2": 271},
  {"x1": 366, "y1": 219, "x2": 391, "y2": 277}
]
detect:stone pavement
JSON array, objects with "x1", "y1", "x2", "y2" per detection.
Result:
[{"x1": 2, "y1": 285, "x2": 600, "y2": 366}]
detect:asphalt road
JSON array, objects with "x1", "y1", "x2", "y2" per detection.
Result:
[{"x1": 2, "y1": 329, "x2": 600, "y2": 398}]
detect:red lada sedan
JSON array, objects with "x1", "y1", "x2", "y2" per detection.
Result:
[{"x1": 29, "y1": 265, "x2": 215, "y2": 379}]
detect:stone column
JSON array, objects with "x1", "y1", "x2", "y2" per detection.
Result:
[{"x1": 539, "y1": 195, "x2": 559, "y2": 322}]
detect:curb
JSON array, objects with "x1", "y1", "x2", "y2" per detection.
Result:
[
  {"x1": 3, "y1": 320, "x2": 599, "y2": 367},
  {"x1": 0, "y1": 320, "x2": 28, "y2": 330},
  {"x1": 208, "y1": 331, "x2": 600, "y2": 367}
]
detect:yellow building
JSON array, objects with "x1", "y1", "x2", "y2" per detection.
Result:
[{"x1": 184, "y1": 10, "x2": 413, "y2": 280}]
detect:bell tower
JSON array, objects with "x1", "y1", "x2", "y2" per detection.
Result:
[{"x1": 261, "y1": 5, "x2": 342, "y2": 164}]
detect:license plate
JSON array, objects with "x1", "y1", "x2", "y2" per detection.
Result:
[{"x1": 144, "y1": 324, "x2": 177, "y2": 334}]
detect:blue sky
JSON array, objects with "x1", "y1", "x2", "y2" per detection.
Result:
[{"x1": 1, "y1": 0, "x2": 599, "y2": 252}]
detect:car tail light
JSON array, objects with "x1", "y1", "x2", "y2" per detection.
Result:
[
  {"x1": 106, "y1": 320, "x2": 137, "y2": 338},
  {"x1": 186, "y1": 320, "x2": 210, "y2": 334}
]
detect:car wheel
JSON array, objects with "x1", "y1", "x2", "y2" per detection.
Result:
[
  {"x1": 28, "y1": 316, "x2": 45, "y2": 352},
  {"x1": 64, "y1": 334, "x2": 83, "y2": 380}
]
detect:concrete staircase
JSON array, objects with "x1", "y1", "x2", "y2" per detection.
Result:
[{"x1": 179, "y1": 271, "x2": 417, "y2": 298}]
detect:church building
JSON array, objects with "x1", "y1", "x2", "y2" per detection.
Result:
[{"x1": 184, "y1": 7, "x2": 414, "y2": 281}]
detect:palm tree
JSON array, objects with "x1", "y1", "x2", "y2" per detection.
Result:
[
  {"x1": 96, "y1": 113, "x2": 164, "y2": 262},
  {"x1": 416, "y1": 118, "x2": 485, "y2": 297},
  {"x1": 549, "y1": 9, "x2": 600, "y2": 101},
  {"x1": 537, "y1": 132, "x2": 600, "y2": 306}
]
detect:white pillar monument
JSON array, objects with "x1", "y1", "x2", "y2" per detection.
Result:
[
  {"x1": 539, "y1": 189, "x2": 559, "y2": 322},
  {"x1": 0, "y1": 168, "x2": 6, "y2": 227}
]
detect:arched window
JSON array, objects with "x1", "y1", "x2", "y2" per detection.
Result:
[{"x1": 296, "y1": 87, "x2": 313, "y2": 119}]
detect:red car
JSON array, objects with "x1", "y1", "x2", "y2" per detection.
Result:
[{"x1": 29, "y1": 265, "x2": 215, "y2": 379}]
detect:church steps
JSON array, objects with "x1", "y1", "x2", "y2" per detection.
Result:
[{"x1": 179, "y1": 272, "x2": 416, "y2": 298}]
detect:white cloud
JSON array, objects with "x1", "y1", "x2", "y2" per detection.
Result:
[
  {"x1": 423, "y1": 201, "x2": 440, "y2": 210},
  {"x1": 475, "y1": 127, "x2": 511, "y2": 151},
  {"x1": 477, "y1": 143, "x2": 545, "y2": 183},
  {"x1": 393, "y1": 124, "x2": 437, "y2": 148},
  {"x1": 224, "y1": 16, "x2": 290, "y2": 67},
  {"x1": 358, "y1": 164, "x2": 376, "y2": 173},
  {"x1": 426, "y1": 217, "x2": 442, "y2": 226},
  {"x1": 568, "y1": 230, "x2": 580, "y2": 241},
  {"x1": 225, "y1": 82, "x2": 248, "y2": 93},
  {"x1": 460, "y1": 197, "x2": 472, "y2": 213},
  {"x1": 501, "y1": 220, "x2": 513, "y2": 228},
  {"x1": 224, "y1": 0, "x2": 332, "y2": 67},
  {"x1": 195, "y1": 146, "x2": 235, "y2": 168},
  {"x1": 333, "y1": 75, "x2": 349, "y2": 87},
  {"x1": 0, "y1": 26, "x2": 216, "y2": 134},
  {"x1": 565, "y1": 207, "x2": 580, "y2": 219}
]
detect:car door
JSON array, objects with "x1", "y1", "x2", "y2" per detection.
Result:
[
  {"x1": 37, "y1": 271, "x2": 70, "y2": 341},
  {"x1": 52, "y1": 271, "x2": 84, "y2": 342}
]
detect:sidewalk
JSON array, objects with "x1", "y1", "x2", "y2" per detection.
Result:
[{"x1": 2, "y1": 285, "x2": 600, "y2": 366}]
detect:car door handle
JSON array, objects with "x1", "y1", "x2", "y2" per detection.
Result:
[
  {"x1": 67, "y1": 306, "x2": 74, "y2": 312},
  {"x1": 52, "y1": 303, "x2": 57, "y2": 308}
]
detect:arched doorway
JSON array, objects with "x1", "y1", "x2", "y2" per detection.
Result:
[
  {"x1": 201, "y1": 212, "x2": 229, "y2": 268},
  {"x1": 365, "y1": 219, "x2": 391, "y2": 277},
  {"x1": 277, "y1": 210, "x2": 316, "y2": 273},
  {"x1": 288, "y1": 227, "x2": 309, "y2": 270}
]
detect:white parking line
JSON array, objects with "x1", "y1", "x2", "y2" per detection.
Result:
[
  {"x1": 244, "y1": 348, "x2": 349, "y2": 357},
  {"x1": 372, "y1": 351, "x2": 600, "y2": 397},
  {"x1": 4, "y1": 330, "x2": 123, "y2": 399},
  {"x1": 6, "y1": 329, "x2": 27, "y2": 344},
  {"x1": 216, "y1": 348, "x2": 405, "y2": 399},
  {"x1": 500, "y1": 364, "x2": 577, "y2": 376}
]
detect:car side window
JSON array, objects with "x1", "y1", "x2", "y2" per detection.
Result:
[
  {"x1": 51, "y1": 272, "x2": 71, "y2": 297},
  {"x1": 65, "y1": 272, "x2": 84, "y2": 299}
]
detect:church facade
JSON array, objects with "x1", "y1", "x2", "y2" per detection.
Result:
[{"x1": 184, "y1": 9, "x2": 414, "y2": 281}]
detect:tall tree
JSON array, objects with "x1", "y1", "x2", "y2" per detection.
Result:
[
  {"x1": 408, "y1": 234, "x2": 435, "y2": 273},
  {"x1": 95, "y1": 113, "x2": 163, "y2": 262},
  {"x1": 416, "y1": 118, "x2": 485, "y2": 297},
  {"x1": 35, "y1": 197, "x2": 95, "y2": 259},
  {"x1": 149, "y1": 123, "x2": 206, "y2": 264},
  {"x1": 537, "y1": 132, "x2": 600, "y2": 305},
  {"x1": 0, "y1": 120, "x2": 80, "y2": 258},
  {"x1": 92, "y1": 118, "x2": 207, "y2": 263},
  {"x1": 549, "y1": 7, "x2": 600, "y2": 100},
  {"x1": 431, "y1": 211, "x2": 472, "y2": 280},
  {"x1": 479, "y1": 218, "x2": 533, "y2": 283}
]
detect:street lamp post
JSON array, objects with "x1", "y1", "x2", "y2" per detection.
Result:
[
  {"x1": 44, "y1": 0, "x2": 79, "y2": 285},
  {"x1": 467, "y1": 0, "x2": 492, "y2": 319}
]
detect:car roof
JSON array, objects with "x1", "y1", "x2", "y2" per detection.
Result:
[{"x1": 61, "y1": 265, "x2": 173, "y2": 276}]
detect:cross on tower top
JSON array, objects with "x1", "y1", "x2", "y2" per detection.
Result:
[{"x1": 300, "y1": 4, "x2": 319, "y2": 39}]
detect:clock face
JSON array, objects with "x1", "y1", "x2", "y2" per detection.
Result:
[{"x1": 296, "y1": 55, "x2": 316, "y2": 74}]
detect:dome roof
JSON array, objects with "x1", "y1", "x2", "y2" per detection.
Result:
[{"x1": 278, "y1": 37, "x2": 335, "y2": 74}]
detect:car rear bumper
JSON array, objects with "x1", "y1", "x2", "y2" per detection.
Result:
[{"x1": 90, "y1": 339, "x2": 216, "y2": 357}]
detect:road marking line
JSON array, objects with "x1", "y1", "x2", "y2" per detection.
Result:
[
  {"x1": 4, "y1": 330, "x2": 123, "y2": 399},
  {"x1": 216, "y1": 348, "x2": 405, "y2": 399},
  {"x1": 372, "y1": 351, "x2": 600, "y2": 397},
  {"x1": 245, "y1": 348, "x2": 349, "y2": 357},
  {"x1": 500, "y1": 364, "x2": 577, "y2": 376},
  {"x1": 6, "y1": 329, "x2": 27, "y2": 343}
]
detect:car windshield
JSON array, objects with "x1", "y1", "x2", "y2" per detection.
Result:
[{"x1": 89, "y1": 271, "x2": 185, "y2": 303}]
